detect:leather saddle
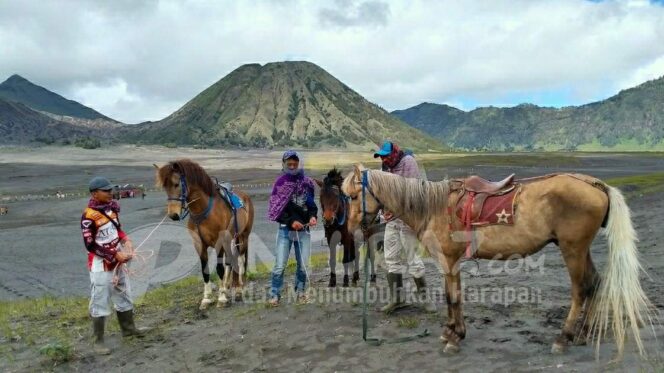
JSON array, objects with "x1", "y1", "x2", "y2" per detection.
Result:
[
  {"x1": 463, "y1": 174, "x2": 515, "y2": 194},
  {"x1": 454, "y1": 174, "x2": 517, "y2": 223}
]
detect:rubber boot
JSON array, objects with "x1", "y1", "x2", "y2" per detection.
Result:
[
  {"x1": 92, "y1": 317, "x2": 111, "y2": 355},
  {"x1": 414, "y1": 277, "x2": 437, "y2": 313},
  {"x1": 117, "y1": 310, "x2": 148, "y2": 338},
  {"x1": 343, "y1": 274, "x2": 350, "y2": 287},
  {"x1": 352, "y1": 271, "x2": 360, "y2": 286},
  {"x1": 380, "y1": 273, "x2": 407, "y2": 314},
  {"x1": 328, "y1": 272, "x2": 336, "y2": 288},
  {"x1": 370, "y1": 274, "x2": 377, "y2": 284}
]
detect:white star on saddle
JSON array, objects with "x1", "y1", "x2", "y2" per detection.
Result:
[{"x1": 496, "y1": 209, "x2": 511, "y2": 224}]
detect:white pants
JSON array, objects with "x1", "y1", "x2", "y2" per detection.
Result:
[
  {"x1": 384, "y1": 218, "x2": 426, "y2": 278},
  {"x1": 89, "y1": 269, "x2": 133, "y2": 317}
]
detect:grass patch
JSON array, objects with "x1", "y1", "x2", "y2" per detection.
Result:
[
  {"x1": 397, "y1": 317, "x2": 420, "y2": 329},
  {"x1": 605, "y1": 172, "x2": 664, "y2": 197},
  {"x1": 0, "y1": 296, "x2": 90, "y2": 347},
  {"x1": 0, "y1": 250, "x2": 335, "y2": 368},
  {"x1": 39, "y1": 341, "x2": 74, "y2": 365}
]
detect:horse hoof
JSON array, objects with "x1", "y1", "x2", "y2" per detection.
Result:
[
  {"x1": 551, "y1": 342, "x2": 566, "y2": 354},
  {"x1": 217, "y1": 296, "x2": 229, "y2": 307},
  {"x1": 443, "y1": 342, "x2": 460, "y2": 354},
  {"x1": 200, "y1": 298, "x2": 213, "y2": 310},
  {"x1": 234, "y1": 293, "x2": 243, "y2": 302}
]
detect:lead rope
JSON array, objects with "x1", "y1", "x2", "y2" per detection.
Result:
[
  {"x1": 360, "y1": 170, "x2": 430, "y2": 345},
  {"x1": 112, "y1": 214, "x2": 168, "y2": 289},
  {"x1": 294, "y1": 223, "x2": 313, "y2": 303}
]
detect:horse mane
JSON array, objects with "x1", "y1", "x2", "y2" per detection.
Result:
[
  {"x1": 363, "y1": 170, "x2": 450, "y2": 232},
  {"x1": 324, "y1": 167, "x2": 343, "y2": 189},
  {"x1": 157, "y1": 159, "x2": 216, "y2": 196}
]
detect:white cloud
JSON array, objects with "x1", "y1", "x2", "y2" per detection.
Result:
[
  {"x1": 0, "y1": 0, "x2": 663, "y2": 123},
  {"x1": 618, "y1": 55, "x2": 664, "y2": 90}
]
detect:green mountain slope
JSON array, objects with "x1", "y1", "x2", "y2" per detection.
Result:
[
  {"x1": 393, "y1": 76, "x2": 664, "y2": 151},
  {"x1": 0, "y1": 74, "x2": 113, "y2": 121},
  {"x1": 127, "y1": 61, "x2": 444, "y2": 151},
  {"x1": 0, "y1": 98, "x2": 94, "y2": 143}
]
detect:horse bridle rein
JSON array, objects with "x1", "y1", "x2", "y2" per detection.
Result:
[
  {"x1": 167, "y1": 173, "x2": 214, "y2": 225},
  {"x1": 360, "y1": 169, "x2": 383, "y2": 232},
  {"x1": 323, "y1": 184, "x2": 350, "y2": 227},
  {"x1": 358, "y1": 168, "x2": 430, "y2": 344}
]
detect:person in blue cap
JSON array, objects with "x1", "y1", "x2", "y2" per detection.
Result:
[
  {"x1": 373, "y1": 141, "x2": 436, "y2": 314},
  {"x1": 81, "y1": 176, "x2": 146, "y2": 354}
]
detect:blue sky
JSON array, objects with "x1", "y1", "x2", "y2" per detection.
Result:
[{"x1": 1, "y1": 0, "x2": 664, "y2": 122}]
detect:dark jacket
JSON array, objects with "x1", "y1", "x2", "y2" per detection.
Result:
[{"x1": 277, "y1": 192, "x2": 318, "y2": 230}]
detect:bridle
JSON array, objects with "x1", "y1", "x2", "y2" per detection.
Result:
[
  {"x1": 167, "y1": 173, "x2": 214, "y2": 224},
  {"x1": 322, "y1": 184, "x2": 350, "y2": 227},
  {"x1": 360, "y1": 169, "x2": 383, "y2": 232}
]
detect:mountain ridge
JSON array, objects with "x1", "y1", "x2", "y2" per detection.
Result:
[
  {"x1": 0, "y1": 74, "x2": 117, "y2": 122},
  {"x1": 392, "y1": 76, "x2": 664, "y2": 151}
]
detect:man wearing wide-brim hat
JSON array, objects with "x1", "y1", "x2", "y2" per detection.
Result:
[{"x1": 80, "y1": 176, "x2": 146, "y2": 354}]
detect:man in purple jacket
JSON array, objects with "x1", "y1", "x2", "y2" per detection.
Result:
[{"x1": 374, "y1": 141, "x2": 436, "y2": 313}]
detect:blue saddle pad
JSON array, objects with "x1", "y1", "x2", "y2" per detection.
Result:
[
  {"x1": 229, "y1": 193, "x2": 244, "y2": 210},
  {"x1": 216, "y1": 182, "x2": 244, "y2": 210}
]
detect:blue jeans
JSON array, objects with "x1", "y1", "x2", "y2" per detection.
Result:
[{"x1": 270, "y1": 224, "x2": 311, "y2": 298}]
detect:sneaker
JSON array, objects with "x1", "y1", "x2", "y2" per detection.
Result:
[
  {"x1": 296, "y1": 293, "x2": 310, "y2": 305},
  {"x1": 267, "y1": 296, "x2": 279, "y2": 307}
]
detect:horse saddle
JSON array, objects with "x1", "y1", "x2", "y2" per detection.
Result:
[
  {"x1": 454, "y1": 174, "x2": 519, "y2": 225},
  {"x1": 213, "y1": 179, "x2": 244, "y2": 210},
  {"x1": 463, "y1": 174, "x2": 515, "y2": 193}
]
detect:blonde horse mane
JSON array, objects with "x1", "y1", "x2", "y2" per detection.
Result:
[{"x1": 358, "y1": 169, "x2": 450, "y2": 233}]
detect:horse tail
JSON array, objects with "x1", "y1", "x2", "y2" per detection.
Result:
[{"x1": 586, "y1": 185, "x2": 653, "y2": 358}]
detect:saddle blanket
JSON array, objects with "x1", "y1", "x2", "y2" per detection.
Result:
[
  {"x1": 455, "y1": 186, "x2": 519, "y2": 226},
  {"x1": 215, "y1": 181, "x2": 244, "y2": 210}
]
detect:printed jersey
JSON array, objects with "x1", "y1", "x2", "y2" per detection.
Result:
[{"x1": 81, "y1": 207, "x2": 127, "y2": 272}]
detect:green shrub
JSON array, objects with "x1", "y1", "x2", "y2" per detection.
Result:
[
  {"x1": 39, "y1": 342, "x2": 74, "y2": 364},
  {"x1": 74, "y1": 137, "x2": 101, "y2": 149}
]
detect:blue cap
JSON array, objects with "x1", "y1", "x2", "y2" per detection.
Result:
[
  {"x1": 89, "y1": 176, "x2": 113, "y2": 191},
  {"x1": 282, "y1": 150, "x2": 299, "y2": 162},
  {"x1": 373, "y1": 141, "x2": 392, "y2": 158}
]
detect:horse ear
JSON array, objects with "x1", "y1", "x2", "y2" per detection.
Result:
[
  {"x1": 313, "y1": 178, "x2": 324, "y2": 188},
  {"x1": 153, "y1": 163, "x2": 160, "y2": 170},
  {"x1": 353, "y1": 164, "x2": 363, "y2": 180}
]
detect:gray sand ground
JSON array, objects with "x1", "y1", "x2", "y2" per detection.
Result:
[{"x1": 1, "y1": 146, "x2": 663, "y2": 371}]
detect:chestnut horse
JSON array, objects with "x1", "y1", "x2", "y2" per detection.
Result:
[
  {"x1": 342, "y1": 164, "x2": 652, "y2": 358},
  {"x1": 155, "y1": 159, "x2": 254, "y2": 310},
  {"x1": 315, "y1": 168, "x2": 376, "y2": 287}
]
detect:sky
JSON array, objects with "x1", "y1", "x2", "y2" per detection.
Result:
[{"x1": 1, "y1": 0, "x2": 664, "y2": 123}]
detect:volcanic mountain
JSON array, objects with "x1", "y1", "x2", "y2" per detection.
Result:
[
  {"x1": 0, "y1": 98, "x2": 94, "y2": 144},
  {"x1": 127, "y1": 61, "x2": 443, "y2": 151}
]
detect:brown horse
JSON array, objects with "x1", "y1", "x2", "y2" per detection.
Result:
[
  {"x1": 342, "y1": 164, "x2": 652, "y2": 358},
  {"x1": 315, "y1": 168, "x2": 376, "y2": 287},
  {"x1": 155, "y1": 159, "x2": 255, "y2": 310}
]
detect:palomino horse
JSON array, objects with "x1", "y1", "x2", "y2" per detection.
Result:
[
  {"x1": 155, "y1": 159, "x2": 255, "y2": 310},
  {"x1": 315, "y1": 168, "x2": 376, "y2": 287},
  {"x1": 342, "y1": 164, "x2": 652, "y2": 357}
]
